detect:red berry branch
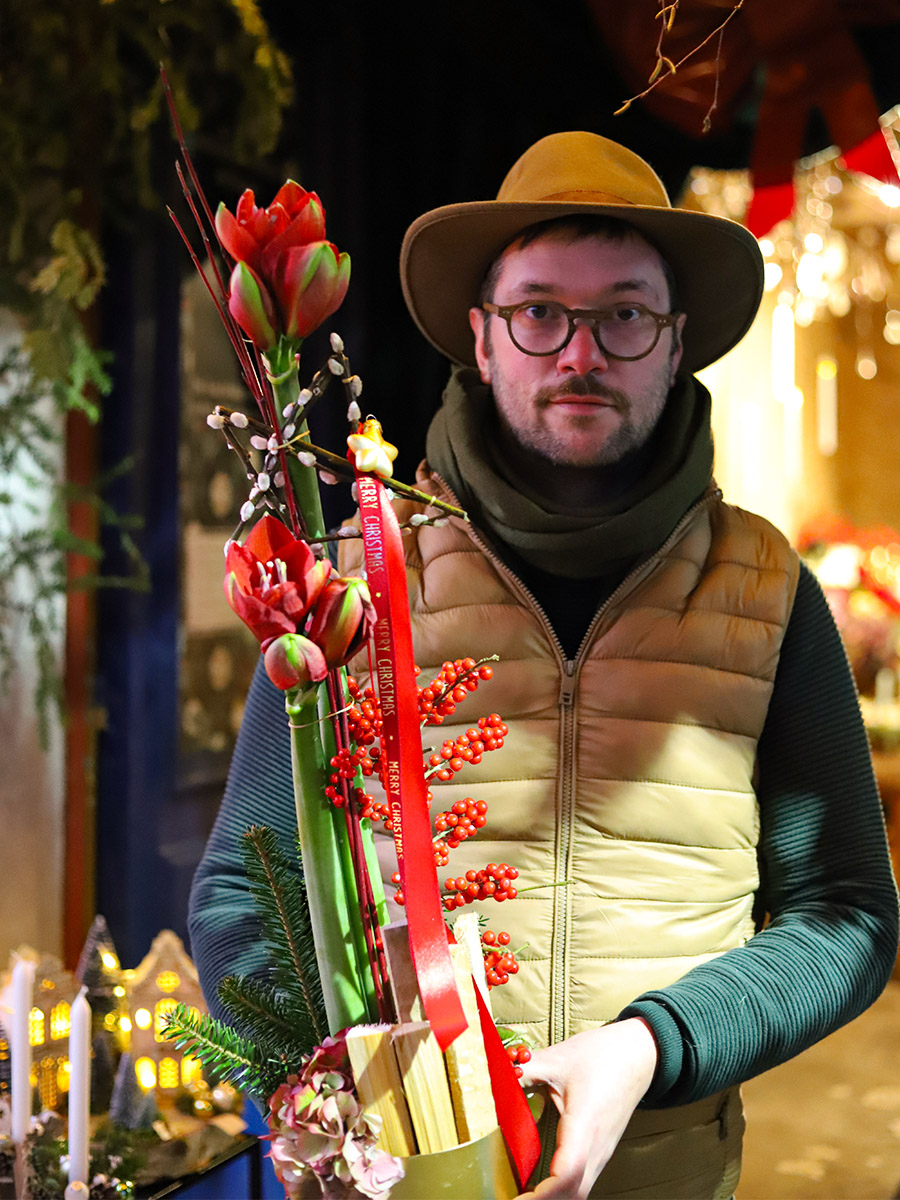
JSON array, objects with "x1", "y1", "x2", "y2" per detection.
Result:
[{"x1": 335, "y1": 659, "x2": 523, "y2": 988}]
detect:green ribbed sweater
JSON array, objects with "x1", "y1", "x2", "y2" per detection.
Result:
[{"x1": 188, "y1": 559, "x2": 898, "y2": 1105}]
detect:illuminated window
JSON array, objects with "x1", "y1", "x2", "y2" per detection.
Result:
[
  {"x1": 57, "y1": 1058, "x2": 70, "y2": 1094},
  {"x1": 159, "y1": 1057, "x2": 179, "y2": 1089},
  {"x1": 154, "y1": 998, "x2": 177, "y2": 1043},
  {"x1": 29, "y1": 1008, "x2": 45, "y2": 1047},
  {"x1": 181, "y1": 1055, "x2": 202, "y2": 1087},
  {"x1": 38, "y1": 1055, "x2": 57, "y2": 1109},
  {"x1": 134, "y1": 1008, "x2": 152, "y2": 1030},
  {"x1": 135, "y1": 1057, "x2": 157, "y2": 1091},
  {"x1": 156, "y1": 971, "x2": 180, "y2": 993},
  {"x1": 50, "y1": 1002, "x2": 70, "y2": 1040},
  {"x1": 0, "y1": 1037, "x2": 8, "y2": 1060}
]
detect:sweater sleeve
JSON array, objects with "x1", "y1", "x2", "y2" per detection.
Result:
[
  {"x1": 620, "y1": 561, "x2": 899, "y2": 1106},
  {"x1": 187, "y1": 659, "x2": 296, "y2": 1024}
]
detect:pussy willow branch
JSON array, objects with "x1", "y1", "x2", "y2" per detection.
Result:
[{"x1": 288, "y1": 437, "x2": 468, "y2": 519}]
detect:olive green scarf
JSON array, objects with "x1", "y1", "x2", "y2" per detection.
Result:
[{"x1": 425, "y1": 367, "x2": 715, "y2": 580}]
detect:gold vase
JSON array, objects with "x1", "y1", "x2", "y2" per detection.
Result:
[{"x1": 389, "y1": 1124, "x2": 519, "y2": 1199}]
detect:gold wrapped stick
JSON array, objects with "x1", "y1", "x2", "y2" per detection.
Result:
[
  {"x1": 345, "y1": 1024, "x2": 416, "y2": 1157},
  {"x1": 381, "y1": 921, "x2": 424, "y2": 1023},
  {"x1": 392, "y1": 1022, "x2": 459, "y2": 1154},
  {"x1": 445, "y1": 943, "x2": 498, "y2": 1143}
]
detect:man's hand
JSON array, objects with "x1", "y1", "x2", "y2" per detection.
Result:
[{"x1": 515, "y1": 1017, "x2": 659, "y2": 1199}]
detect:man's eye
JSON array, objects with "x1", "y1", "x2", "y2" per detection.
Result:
[
  {"x1": 520, "y1": 304, "x2": 554, "y2": 322},
  {"x1": 612, "y1": 305, "x2": 644, "y2": 323}
]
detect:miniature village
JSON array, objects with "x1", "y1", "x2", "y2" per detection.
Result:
[{"x1": 0, "y1": 919, "x2": 246, "y2": 1197}]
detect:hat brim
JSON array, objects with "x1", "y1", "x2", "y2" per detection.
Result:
[{"x1": 400, "y1": 200, "x2": 763, "y2": 374}]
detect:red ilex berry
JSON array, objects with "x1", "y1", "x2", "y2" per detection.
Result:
[
  {"x1": 441, "y1": 862, "x2": 518, "y2": 911},
  {"x1": 505, "y1": 1042, "x2": 532, "y2": 1078},
  {"x1": 481, "y1": 930, "x2": 519, "y2": 988},
  {"x1": 433, "y1": 797, "x2": 488, "y2": 849},
  {"x1": 418, "y1": 658, "x2": 495, "y2": 726}
]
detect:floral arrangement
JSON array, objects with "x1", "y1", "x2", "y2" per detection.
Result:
[
  {"x1": 266, "y1": 1036, "x2": 403, "y2": 1200},
  {"x1": 160, "y1": 79, "x2": 539, "y2": 1198}
]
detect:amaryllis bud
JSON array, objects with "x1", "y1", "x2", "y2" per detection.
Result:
[
  {"x1": 228, "y1": 261, "x2": 278, "y2": 350},
  {"x1": 306, "y1": 577, "x2": 376, "y2": 668},
  {"x1": 268, "y1": 241, "x2": 351, "y2": 341},
  {"x1": 263, "y1": 633, "x2": 328, "y2": 691}
]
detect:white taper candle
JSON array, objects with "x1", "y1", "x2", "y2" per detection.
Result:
[
  {"x1": 67, "y1": 988, "x2": 91, "y2": 1186},
  {"x1": 10, "y1": 958, "x2": 34, "y2": 1145}
]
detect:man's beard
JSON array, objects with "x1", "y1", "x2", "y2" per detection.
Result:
[{"x1": 492, "y1": 368, "x2": 673, "y2": 470}]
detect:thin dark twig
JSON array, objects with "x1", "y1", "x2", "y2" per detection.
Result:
[
  {"x1": 161, "y1": 64, "x2": 220, "y2": 245},
  {"x1": 176, "y1": 162, "x2": 230, "y2": 304},
  {"x1": 167, "y1": 207, "x2": 264, "y2": 405}
]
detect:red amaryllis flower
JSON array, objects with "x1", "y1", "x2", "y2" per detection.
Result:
[
  {"x1": 306, "y1": 577, "x2": 376, "y2": 669},
  {"x1": 263, "y1": 633, "x2": 328, "y2": 691},
  {"x1": 225, "y1": 514, "x2": 331, "y2": 645},
  {"x1": 215, "y1": 182, "x2": 326, "y2": 276},
  {"x1": 216, "y1": 182, "x2": 350, "y2": 347}
]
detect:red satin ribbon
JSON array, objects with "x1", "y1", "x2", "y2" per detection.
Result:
[
  {"x1": 355, "y1": 470, "x2": 467, "y2": 1053},
  {"x1": 473, "y1": 982, "x2": 542, "y2": 1188},
  {"x1": 355, "y1": 469, "x2": 541, "y2": 1184}
]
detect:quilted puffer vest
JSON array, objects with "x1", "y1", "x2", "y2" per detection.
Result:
[{"x1": 340, "y1": 472, "x2": 799, "y2": 1199}]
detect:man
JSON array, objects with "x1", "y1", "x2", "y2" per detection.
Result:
[{"x1": 189, "y1": 132, "x2": 898, "y2": 1198}]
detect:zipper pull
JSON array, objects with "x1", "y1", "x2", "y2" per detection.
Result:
[{"x1": 559, "y1": 660, "x2": 576, "y2": 707}]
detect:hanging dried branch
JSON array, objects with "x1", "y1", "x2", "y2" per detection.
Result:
[{"x1": 614, "y1": 0, "x2": 745, "y2": 125}]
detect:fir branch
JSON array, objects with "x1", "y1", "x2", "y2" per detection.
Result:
[
  {"x1": 163, "y1": 1002, "x2": 285, "y2": 1098},
  {"x1": 242, "y1": 825, "x2": 328, "y2": 1044},
  {"x1": 217, "y1": 974, "x2": 318, "y2": 1063}
]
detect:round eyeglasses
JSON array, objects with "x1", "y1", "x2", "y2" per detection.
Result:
[{"x1": 480, "y1": 300, "x2": 681, "y2": 360}]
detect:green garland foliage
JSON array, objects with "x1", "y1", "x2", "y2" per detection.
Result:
[
  {"x1": 0, "y1": 0, "x2": 294, "y2": 730},
  {"x1": 27, "y1": 1119, "x2": 152, "y2": 1198},
  {"x1": 164, "y1": 825, "x2": 328, "y2": 1099}
]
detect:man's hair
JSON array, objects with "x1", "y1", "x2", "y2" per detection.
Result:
[{"x1": 477, "y1": 215, "x2": 680, "y2": 312}]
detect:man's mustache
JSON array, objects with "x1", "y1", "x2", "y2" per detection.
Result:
[{"x1": 538, "y1": 376, "x2": 628, "y2": 409}]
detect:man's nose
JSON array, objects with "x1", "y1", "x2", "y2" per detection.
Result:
[{"x1": 556, "y1": 321, "x2": 609, "y2": 374}]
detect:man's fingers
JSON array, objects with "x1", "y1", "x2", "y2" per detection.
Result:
[{"x1": 516, "y1": 1046, "x2": 554, "y2": 1090}]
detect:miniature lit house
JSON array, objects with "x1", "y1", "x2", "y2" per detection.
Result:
[
  {"x1": 122, "y1": 930, "x2": 205, "y2": 1095},
  {"x1": 0, "y1": 952, "x2": 81, "y2": 1111},
  {"x1": 1, "y1": 928, "x2": 208, "y2": 1113}
]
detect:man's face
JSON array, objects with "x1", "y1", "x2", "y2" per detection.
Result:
[{"x1": 468, "y1": 231, "x2": 685, "y2": 470}]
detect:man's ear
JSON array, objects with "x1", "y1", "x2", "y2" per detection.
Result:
[{"x1": 469, "y1": 307, "x2": 492, "y2": 384}]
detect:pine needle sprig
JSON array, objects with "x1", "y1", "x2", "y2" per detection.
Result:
[
  {"x1": 163, "y1": 1002, "x2": 287, "y2": 1097},
  {"x1": 217, "y1": 974, "x2": 317, "y2": 1065},
  {"x1": 241, "y1": 825, "x2": 328, "y2": 1044}
]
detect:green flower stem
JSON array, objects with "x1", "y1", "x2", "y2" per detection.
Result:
[
  {"x1": 266, "y1": 339, "x2": 326, "y2": 540},
  {"x1": 319, "y1": 680, "x2": 381, "y2": 1020},
  {"x1": 287, "y1": 687, "x2": 371, "y2": 1032},
  {"x1": 269, "y1": 338, "x2": 390, "y2": 1027}
]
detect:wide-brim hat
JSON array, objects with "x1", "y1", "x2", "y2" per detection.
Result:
[{"x1": 400, "y1": 131, "x2": 763, "y2": 374}]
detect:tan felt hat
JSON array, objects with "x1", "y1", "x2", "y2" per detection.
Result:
[{"x1": 400, "y1": 131, "x2": 763, "y2": 374}]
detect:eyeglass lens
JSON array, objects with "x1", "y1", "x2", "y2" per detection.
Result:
[{"x1": 509, "y1": 303, "x2": 662, "y2": 357}]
